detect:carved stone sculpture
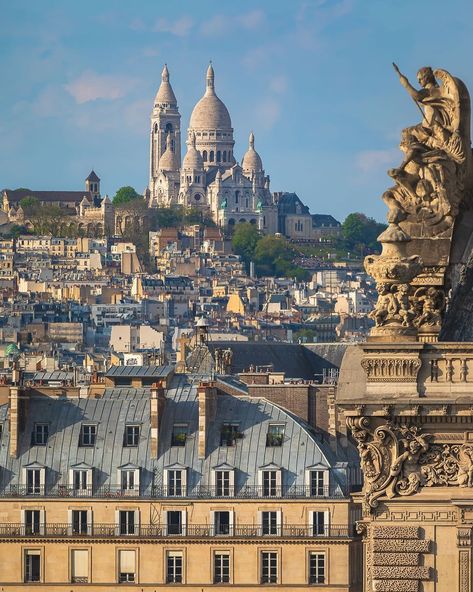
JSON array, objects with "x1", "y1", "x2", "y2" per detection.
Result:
[{"x1": 365, "y1": 65, "x2": 473, "y2": 340}]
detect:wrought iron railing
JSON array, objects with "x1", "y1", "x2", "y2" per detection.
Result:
[
  {"x1": 0, "y1": 523, "x2": 354, "y2": 538},
  {"x1": 0, "y1": 484, "x2": 346, "y2": 500}
]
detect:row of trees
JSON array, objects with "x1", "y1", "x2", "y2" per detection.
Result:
[{"x1": 232, "y1": 223, "x2": 310, "y2": 280}]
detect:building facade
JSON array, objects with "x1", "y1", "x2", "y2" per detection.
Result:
[{"x1": 0, "y1": 371, "x2": 362, "y2": 589}]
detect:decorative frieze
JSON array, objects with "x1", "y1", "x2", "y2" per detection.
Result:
[
  {"x1": 373, "y1": 566, "x2": 431, "y2": 580},
  {"x1": 373, "y1": 539, "x2": 431, "y2": 553},
  {"x1": 373, "y1": 581, "x2": 419, "y2": 592},
  {"x1": 373, "y1": 553, "x2": 419, "y2": 566}
]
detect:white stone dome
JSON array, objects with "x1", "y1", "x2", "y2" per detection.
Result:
[
  {"x1": 154, "y1": 64, "x2": 177, "y2": 106},
  {"x1": 242, "y1": 132, "x2": 263, "y2": 172},
  {"x1": 189, "y1": 64, "x2": 232, "y2": 130},
  {"x1": 182, "y1": 132, "x2": 204, "y2": 170},
  {"x1": 159, "y1": 133, "x2": 179, "y2": 171}
]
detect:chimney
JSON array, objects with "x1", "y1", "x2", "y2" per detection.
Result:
[
  {"x1": 150, "y1": 381, "x2": 166, "y2": 457},
  {"x1": 9, "y1": 386, "x2": 26, "y2": 458},
  {"x1": 198, "y1": 381, "x2": 217, "y2": 459}
]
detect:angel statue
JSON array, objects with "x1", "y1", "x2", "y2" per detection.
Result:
[{"x1": 382, "y1": 64, "x2": 473, "y2": 236}]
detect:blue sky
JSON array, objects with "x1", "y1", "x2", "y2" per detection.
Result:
[{"x1": 1, "y1": 0, "x2": 473, "y2": 221}]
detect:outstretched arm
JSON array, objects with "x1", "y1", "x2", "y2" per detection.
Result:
[{"x1": 393, "y1": 63, "x2": 428, "y2": 102}]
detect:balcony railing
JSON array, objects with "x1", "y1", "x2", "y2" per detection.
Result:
[
  {"x1": 0, "y1": 484, "x2": 346, "y2": 500},
  {"x1": 0, "y1": 523, "x2": 353, "y2": 538}
]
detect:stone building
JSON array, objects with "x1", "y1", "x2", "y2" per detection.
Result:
[
  {"x1": 146, "y1": 64, "x2": 278, "y2": 233},
  {"x1": 0, "y1": 371, "x2": 362, "y2": 589},
  {"x1": 2, "y1": 171, "x2": 114, "y2": 236}
]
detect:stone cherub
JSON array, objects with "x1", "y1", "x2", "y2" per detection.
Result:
[
  {"x1": 413, "y1": 286, "x2": 445, "y2": 327},
  {"x1": 390, "y1": 429, "x2": 431, "y2": 496}
]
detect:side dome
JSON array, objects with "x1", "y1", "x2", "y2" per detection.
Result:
[
  {"x1": 189, "y1": 64, "x2": 232, "y2": 130},
  {"x1": 159, "y1": 133, "x2": 179, "y2": 171},
  {"x1": 182, "y1": 132, "x2": 204, "y2": 170},
  {"x1": 242, "y1": 132, "x2": 263, "y2": 172}
]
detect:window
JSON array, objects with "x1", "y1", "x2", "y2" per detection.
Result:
[
  {"x1": 26, "y1": 468, "x2": 42, "y2": 495},
  {"x1": 24, "y1": 550, "x2": 41, "y2": 583},
  {"x1": 310, "y1": 470, "x2": 328, "y2": 497},
  {"x1": 309, "y1": 552, "x2": 326, "y2": 584},
  {"x1": 210, "y1": 150, "x2": 215, "y2": 162},
  {"x1": 203, "y1": 150, "x2": 208, "y2": 161},
  {"x1": 214, "y1": 511, "x2": 231, "y2": 535},
  {"x1": 312, "y1": 511, "x2": 328, "y2": 536},
  {"x1": 217, "y1": 150, "x2": 221, "y2": 162},
  {"x1": 166, "y1": 552, "x2": 183, "y2": 583},
  {"x1": 166, "y1": 510, "x2": 185, "y2": 535},
  {"x1": 71, "y1": 549, "x2": 89, "y2": 583},
  {"x1": 119, "y1": 510, "x2": 136, "y2": 535},
  {"x1": 124, "y1": 425, "x2": 139, "y2": 447},
  {"x1": 72, "y1": 510, "x2": 88, "y2": 535},
  {"x1": 72, "y1": 469, "x2": 89, "y2": 493},
  {"x1": 261, "y1": 551, "x2": 278, "y2": 584},
  {"x1": 167, "y1": 470, "x2": 183, "y2": 496},
  {"x1": 262, "y1": 470, "x2": 278, "y2": 497},
  {"x1": 220, "y1": 423, "x2": 239, "y2": 447},
  {"x1": 121, "y1": 470, "x2": 138, "y2": 493},
  {"x1": 215, "y1": 471, "x2": 231, "y2": 496},
  {"x1": 171, "y1": 424, "x2": 187, "y2": 446},
  {"x1": 80, "y1": 425, "x2": 96, "y2": 447},
  {"x1": 266, "y1": 424, "x2": 285, "y2": 447},
  {"x1": 214, "y1": 553, "x2": 230, "y2": 583},
  {"x1": 118, "y1": 549, "x2": 136, "y2": 583},
  {"x1": 235, "y1": 191, "x2": 239, "y2": 204},
  {"x1": 223, "y1": 151, "x2": 227, "y2": 163},
  {"x1": 261, "y1": 511, "x2": 279, "y2": 536},
  {"x1": 32, "y1": 424, "x2": 49, "y2": 446},
  {"x1": 24, "y1": 510, "x2": 41, "y2": 535}
]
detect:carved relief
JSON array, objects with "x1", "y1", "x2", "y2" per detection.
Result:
[{"x1": 361, "y1": 357, "x2": 421, "y2": 382}]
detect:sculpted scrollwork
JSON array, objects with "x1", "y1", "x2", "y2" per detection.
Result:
[{"x1": 347, "y1": 417, "x2": 473, "y2": 512}]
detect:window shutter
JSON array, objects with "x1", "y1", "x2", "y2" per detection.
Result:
[
  {"x1": 115, "y1": 510, "x2": 120, "y2": 536},
  {"x1": 72, "y1": 549, "x2": 88, "y2": 579},
  {"x1": 181, "y1": 510, "x2": 187, "y2": 536},
  {"x1": 182, "y1": 469, "x2": 187, "y2": 496},
  {"x1": 229, "y1": 510, "x2": 234, "y2": 535},
  {"x1": 87, "y1": 509, "x2": 93, "y2": 535},
  {"x1": 39, "y1": 509, "x2": 45, "y2": 535},
  {"x1": 119, "y1": 549, "x2": 135, "y2": 573},
  {"x1": 323, "y1": 470, "x2": 330, "y2": 496},
  {"x1": 229, "y1": 470, "x2": 235, "y2": 496},
  {"x1": 163, "y1": 470, "x2": 169, "y2": 496},
  {"x1": 276, "y1": 510, "x2": 282, "y2": 535},
  {"x1": 308, "y1": 510, "x2": 314, "y2": 536},
  {"x1": 324, "y1": 510, "x2": 330, "y2": 536}
]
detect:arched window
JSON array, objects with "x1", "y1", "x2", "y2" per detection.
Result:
[
  {"x1": 217, "y1": 150, "x2": 221, "y2": 162},
  {"x1": 203, "y1": 150, "x2": 208, "y2": 161},
  {"x1": 235, "y1": 191, "x2": 240, "y2": 204},
  {"x1": 154, "y1": 123, "x2": 158, "y2": 133},
  {"x1": 210, "y1": 151, "x2": 215, "y2": 162},
  {"x1": 223, "y1": 151, "x2": 227, "y2": 163},
  {"x1": 165, "y1": 122, "x2": 173, "y2": 133}
]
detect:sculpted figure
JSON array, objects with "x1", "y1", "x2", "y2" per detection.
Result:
[
  {"x1": 390, "y1": 430, "x2": 430, "y2": 496},
  {"x1": 413, "y1": 287, "x2": 445, "y2": 327},
  {"x1": 458, "y1": 445, "x2": 473, "y2": 487}
]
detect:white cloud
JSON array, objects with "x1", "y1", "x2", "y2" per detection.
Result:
[
  {"x1": 65, "y1": 71, "x2": 134, "y2": 104},
  {"x1": 269, "y1": 75, "x2": 288, "y2": 95},
  {"x1": 355, "y1": 149, "x2": 399, "y2": 173},
  {"x1": 201, "y1": 10, "x2": 265, "y2": 36},
  {"x1": 153, "y1": 16, "x2": 193, "y2": 37},
  {"x1": 255, "y1": 98, "x2": 281, "y2": 130}
]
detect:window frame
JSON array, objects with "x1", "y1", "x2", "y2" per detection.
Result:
[
  {"x1": 260, "y1": 550, "x2": 278, "y2": 584},
  {"x1": 80, "y1": 424, "x2": 97, "y2": 447},
  {"x1": 124, "y1": 424, "x2": 140, "y2": 447},
  {"x1": 24, "y1": 549, "x2": 42, "y2": 583},
  {"x1": 166, "y1": 551, "x2": 183, "y2": 584},
  {"x1": 308, "y1": 551, "x2": 326, "y2": 585},
  {"x1": 213, "y1": 551, "x2": 230, "y2": 584}
]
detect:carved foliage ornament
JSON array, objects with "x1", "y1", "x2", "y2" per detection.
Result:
[{"x1": 348, "y1": 417, "x2": 473, "y2": 512}]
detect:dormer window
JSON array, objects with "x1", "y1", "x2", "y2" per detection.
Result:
[
  {"x1": 220, "y1": 423, "x2": 240, "y2": 447},
  {"x1": 32, "y1": 423, "x2": 49, "y2": 446},
  {"x1": 80, "y1": 424, "x2": 97, "y2": 447},
  {"x1": 118, "y1": 464, "x2": 140, "y2": 495},
  {"x1": 23, "y1": 463, "x2": 46, "y2": 495},
  {"x1": 212, "y1": 463, "x2": 235, "y2": 497},
  {"x1": 259, "y1": 464, "x2": 282, "y2": 497},
  {"x1": 164, "y1": 464, "x2": 187, "y2": 497},
  {"x1": 124, "y1": 425, "x2": 140, "y2": 447},
  {"x1": 306, "y1": 465, "x2": 330, "y2": 498},
  {"x1": 266, "y1": 424, "x2": 285, "y2": 447},
  {"x1": 171, "y1": 424, "x2": 188, "y2": 447},
  {"x1": 69, "y1": 463, "x2": 93, "y2": 495}
]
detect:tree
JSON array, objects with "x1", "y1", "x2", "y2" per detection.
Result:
[
  {"x1": 342, "y1": 213, "x2": 386, "y2": 254},
  {"x1": 19, "y1": 196, "x2": 40, "y2": 217},
  {"x1": 113, "y1": 186, "x2": 142, "y2": 206},
  {"x1": 28, "y1": 204, "x2": 68, "y2": 236},
  {"x1": 232, "y1": 222, "x2": 260, "y2": 266},
  {"x1": 253, "y1": 235, "x2": 310, "y2": 280}
]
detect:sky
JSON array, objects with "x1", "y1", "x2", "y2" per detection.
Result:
[{"x1": 1, "y1": 0, "x2": 473, "y2": 222}]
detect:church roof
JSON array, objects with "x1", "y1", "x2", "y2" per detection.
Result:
[
  {"x1": 159, "y1": 133, "x2": 179, "y2": 171},
  {"x1": 189, "y1": 64, "x2": 232, "y2": 130},
  {"x1": 4, "y1": 189, "x2": 93, "y2": 205},
  {"x1": 182, "y1": 132, "x2": 204, "y2": 170},
  {"x1": 311, "y1": 214, "x2": 341, "y2": 228},
  {"x1": 155, "y1": 64, "x2": 177, "y2": 106},
  {"x1": 86, "y1": 170, "x2": 100, "y2": 182},
  {"x1": 242, "y1": 132, "x2": 263, "y2": 173},
  {"x1": 276, "y1": 193, "x2": 310, "y2": 216}
]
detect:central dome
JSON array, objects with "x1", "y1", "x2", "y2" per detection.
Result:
[{"x1": 189, "y1": 64, "x2": 232, "y2": 130}]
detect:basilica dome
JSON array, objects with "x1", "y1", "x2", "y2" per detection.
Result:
[
  {"x1": 242, "y1": 132, "x2": 263, "y2": 173},
  {"x1": 154, "y1": 64, "x2": 177, "y2": 106},
  {"x1": 189, "y1": 64, "x2": 232, "y2": 131},
  {"x1": 159, "y1": 133, "x2": 179, "y2": 171}
]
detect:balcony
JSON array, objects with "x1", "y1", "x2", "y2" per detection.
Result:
[
  {"x1": 0, "y1": 484, "x2": 346, "y2": 500},
  {"x1": 0, "y1": 523, "x2": 354, "y2": 539}
]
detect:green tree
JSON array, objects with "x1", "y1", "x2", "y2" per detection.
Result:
[
  {"x1": 113, "y1": 186, "x2": 142, "y2": 206},
  {"x1": 19, "y1": 196, "x2": 40, "y2": 214},
  {"x1": 342, "y1": 213, "x2": 386, "y2": 254},
  {"x1": 232, "y1": 222, "x2": 261, "y2": 266},
  {"x1": 28, "y1": 204, "x2": 68, "y2": 235}
]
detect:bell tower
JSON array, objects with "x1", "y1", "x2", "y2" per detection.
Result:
[{"x1": 149, "y1": 65, "x2": 181, "y2": 199}]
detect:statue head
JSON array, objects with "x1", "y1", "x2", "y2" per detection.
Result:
[
  {"x1": 417, "y1": 67, "x2": 436, "y2": 88},
  {"x1": 408, "y1": 439, "x2": 421, "y2": 454}
]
